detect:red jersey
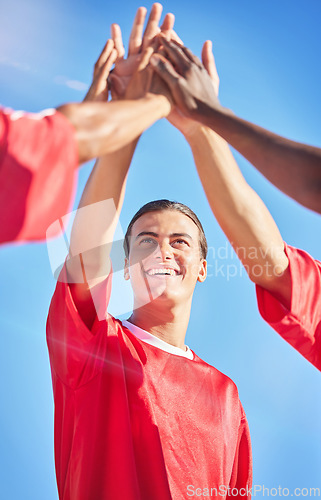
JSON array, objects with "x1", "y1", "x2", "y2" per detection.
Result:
[
  {"x1": 0, "y1": 108, "x2": 78, "y2": 244},
  {"x1": 256, "y1": 243, "x2": 321, "y2": 371},
  {"x1": 47, "y1": 265, "x2": 252, "y2": 500}
]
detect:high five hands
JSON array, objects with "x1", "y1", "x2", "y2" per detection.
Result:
[
  {"x1": 83, "y1": 3, "x2": 321, "y2": 217},
  {"x1": 85, "y1": 3, "x2": 219, "y2": 128},
  {"x1": 85, "y1": 4, "x2": 175, "y2": 104},
  {"x1": 109, "y1": 3, "x2": 174, "y2": 99}
]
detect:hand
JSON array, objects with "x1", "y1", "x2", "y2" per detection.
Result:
[
  {"x1": 124, "y1": 38, "x2": 173, "y2": 113},
  {"x1": 150, "y1": 38, "x2": 222, "y2": 135},
  {"x1": 83, "y1": 39, "x2": 118, "y2": 102},
  {"x1": 109, "y1": 3, "x2": 175, "y2": 99}
]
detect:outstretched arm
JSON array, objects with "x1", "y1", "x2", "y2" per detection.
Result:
[
  {"x1": 152, "y1": 39, "x2": 291, "y2": 308},
  {"x1": 57, "y1": 34, "x2": 168, "y2": 164},
  {"x1": 57, "y1": 97, "x2": 168, "y2": 164},
  {"x1": 66, "y1": 4, "x2": 173, "y2": 329},
  {"x1": 151, "y1": 39, "x2": 321, "y2": 214}
]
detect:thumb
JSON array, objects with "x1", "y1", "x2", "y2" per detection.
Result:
[
  {"x1": 108, "y1": 73, "x2": 126, "y2": 97},
  {"x1": 202, "y1": 40, "x2": 219, "y2": 95},
  {"x1": 99, "y1": 48, "x2": 118, "y2": 82},
  {"x1": 138, "y1": 39, "x2": 159, "y2": 71}
]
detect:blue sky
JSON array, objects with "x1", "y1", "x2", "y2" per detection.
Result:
[{"x1": 1, "y1": 0, "x2": 321, "y2": 498}]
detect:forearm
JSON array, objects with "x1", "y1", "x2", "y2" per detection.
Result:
[
  {"x1": 57, "y1": 94, "x2": 170, "y2": 164},
  {"x1": 198, "y1": 106, "x2": 321, "y2": 213},
  {"x1": 187, "y1": 126, "x2": 288, "y2": 285},
  {"x1": 67, "y1": 140, "x2": 137, "y2": 284}
]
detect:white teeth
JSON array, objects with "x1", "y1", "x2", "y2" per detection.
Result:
[{"x1": 147, "y1": 268, "x2": 178, "y2": 276}]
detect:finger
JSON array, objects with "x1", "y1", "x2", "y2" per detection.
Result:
[
  {"x1": 98, "y1": 48, "x2": 118, "y2": 83},
  {"x1": 170, "y1": 30, "x2": 184, "y2": 46},
  {"x1": 138, "y1": 38, "x2": 159, "y2": 71},
  {"x1": 142, "y1": 3, "x2": 163, "y2": 49},
  {"x1": 202, "y1": 40, "x2": 219, "y2": 93},
  {"x1": 160, "y1": 13, "x2": 175, "y2": 40},
  {"x1": 161, "y1": 38, "x2": 191, "y2": 74},
  {"x1": 157, "y1": 46, "x2": 166, "y2": 57},
  {"x1": 167, "y1": 38, "x2": 201, "y2": 66},
  {"x1": 111, "y1": 23, "x2": 125, "y2": 59},
  {"x1": 128, "y1": 6, "x2": 147, "y2": 56},
  {"x1": 180, "y1": 45, "x2": 203, "y2": 69},
  {"x1": 202, "y1": 40, "x2": 218, "y2": 79},
  {"x1": 150, "y1": 54, "x2": 180, "y2": 87},
  {"x1": 93, "y1": 39, "x2": 115, "y2": 77}
]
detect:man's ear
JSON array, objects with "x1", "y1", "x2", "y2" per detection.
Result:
[
  {"x1": 197, "y1": 259, "x2": 207, "y2": 283},
  {"x1": 124, "y1": 258, "x2": 130, "y2": 281}
]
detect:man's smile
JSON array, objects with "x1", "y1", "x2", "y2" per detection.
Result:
[{"x1": 145, "y1": 267, "x2": 181, "y2": 277}]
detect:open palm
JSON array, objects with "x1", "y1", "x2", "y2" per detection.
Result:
[{"x1": 110, "y1": 4, "x2": 175, "y2": 98}]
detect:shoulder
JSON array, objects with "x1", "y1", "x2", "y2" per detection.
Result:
[
  {"x1": 192, "y1": 351, "x2": 240, "y2": 397},
  {"x1": 285, "y1": 242, "x2": 321, "y2": 268}
]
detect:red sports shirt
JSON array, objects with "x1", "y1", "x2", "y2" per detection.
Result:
[
  {"x1": 47, "y1": 266, "x2": 252, "y2": 500},
  {"x1": 256, "y1": 243, "x2": 321, "y2": 371},
  {"x1": 0, "y1": 108, "x2": 78, "y2": 244}
]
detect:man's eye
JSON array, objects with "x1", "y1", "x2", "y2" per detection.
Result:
[
  {"x1": 140, "y1": 238, "x2": 155, "y2": 244},
  {"x1": 173, "y1": 239, "x2": 188, "y2": 246}
]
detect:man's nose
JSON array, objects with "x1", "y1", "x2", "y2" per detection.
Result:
[{"x1": 155, "y1": 241, "x2": 173, "y2": 260}]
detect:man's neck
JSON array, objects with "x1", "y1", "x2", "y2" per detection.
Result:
[{"x1": 128, "y1": 300, "x2": 192, "y2": 351}]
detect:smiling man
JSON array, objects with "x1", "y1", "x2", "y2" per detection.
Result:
[
  {"x1": 46, "y1": 5, "x2": 252, "y2": 500},
  {"x1": 47, "y1": 197, "x2": 252, "y2": 500}
]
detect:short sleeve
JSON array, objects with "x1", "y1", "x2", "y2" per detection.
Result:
[
  {"x1": 0, "y1": 108, "x2": 78, "y2": 244},
  {"x1": 46, "y1": 263, "x2": 112, "y2": 388},
  {"x1": 228, "y1": 407, "x2": 252, "y2": 499},
  {"x1": 256, "y1": 243, "x2": 321, "y2": 371}
]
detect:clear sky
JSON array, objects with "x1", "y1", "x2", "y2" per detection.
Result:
[{"x1": 1, "y1": 0, "x2": 321, "y2": 498}]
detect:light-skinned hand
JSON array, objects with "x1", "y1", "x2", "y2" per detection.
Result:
[
  {"x1": 83, "y1": 39, "x2": 118, "y2": 102},
  {"x1": 109, "y1": 3, "x2": 174, "y2": 99}
]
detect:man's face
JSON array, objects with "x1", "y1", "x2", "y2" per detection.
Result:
[{"x1": 124, "y1": 210, "x2": 207, "y2": 308}]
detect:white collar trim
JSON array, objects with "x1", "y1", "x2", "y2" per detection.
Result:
[{"x1": 122, "y1": 320, "x2": 194, "y2": 360}]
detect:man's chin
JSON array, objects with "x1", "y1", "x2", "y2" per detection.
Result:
[
  {"x1": 148, "y1": 280, "x2": 182, "y2": 300},
  {"x1": 134, "y1": 285, "x2": 182, "y2": 308}
]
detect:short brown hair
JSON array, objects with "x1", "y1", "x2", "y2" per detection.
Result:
[{"x1": 123, "y1": 200, "x2": 208, "y2": 259}]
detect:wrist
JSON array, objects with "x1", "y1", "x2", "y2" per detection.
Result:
[
  {"x1": 184, "y1": 105, "x2": 234, "y2": 143},
  {"x1": 144, "y1": 93, "x2": 172, "y2": 118},
  {"x1": 184, "y1": 122, "x2": 220, "y2": 144},
  {"x1": 182, "y1": 122, "x2": 207, "y2": 142},
  {"x1": 199, "y1": 103, "x2": 235, "y2": 131}
]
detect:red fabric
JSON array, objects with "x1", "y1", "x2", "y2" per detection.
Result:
[
  {"x1": 47, "y1": 265, "x2": 252, "y2": 500},
  {"x1": 256, "y1": 243, "x2": 321, "y2": 371},
  {"x1": 0, "y1": 108, "x2": 78, "y2": 244}
]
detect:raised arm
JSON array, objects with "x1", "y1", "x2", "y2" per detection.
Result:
[
  {"x1": 66, "y1": 5, "x2": 173, "y2": 329},
  {"x1": 151, "y1": 39, "x2": 321, "y2": 214},
  {"x1": 57, "y1": 33, "x2": 169, "y2": 164},
  {"x1": 152, "y1": 39, "x2": 291, "y2": 308}
]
